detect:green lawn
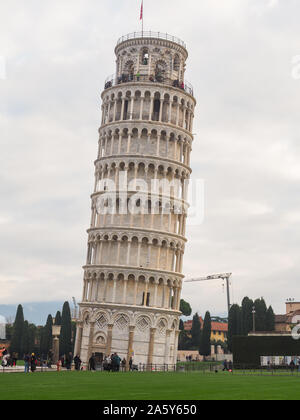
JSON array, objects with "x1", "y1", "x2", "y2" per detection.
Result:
[{"x1": 0, "y1": 371, "x2": 299, "y2": 400}]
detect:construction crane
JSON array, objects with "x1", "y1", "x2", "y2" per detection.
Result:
[{"x1": 185, "y1": 273, "x2": 232, "y2": 317}]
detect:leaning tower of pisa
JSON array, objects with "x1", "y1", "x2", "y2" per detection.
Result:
[{"x1": 74, "y1": 32, "x2": 196, "y2": 367}]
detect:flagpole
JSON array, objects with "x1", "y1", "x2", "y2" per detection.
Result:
[{"x1": 141, "y1": 0, "x2": 144, "y2": 37}]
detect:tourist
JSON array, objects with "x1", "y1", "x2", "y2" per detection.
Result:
[
  {"x1": 60, "y1": 355, "x2": 65, "y2": 368},
  {"x1": 103, "y1": 355, "x2": 111, "y2": 371},
  {"x1": 57, "y1": 359, "x2": 62, "y2": 371},
  {"x1": 111, "y1": 353, "x2": 116, "y2": 372},
  {"x1": 129, "y1": 357, "x2": 133, "y2": 371},
  {"x1": 114, "y1": 353, "x2": 121, "y2": 372},
  {"x1": 2, "y1": 353, "x2": 9, "y2": 367},
  {"x1": 65, "y1": 352, "x2": 73, "y2": 370},
  {"x1": 111, "y1": 353, "x2": 121, "y2": 372},
  {"x1": 24, "y1": 353, "x2": 30, "y2": 373},
  {"x1": 290, "y1": 360, "x2": 296, "y2": 373},
  {"x1": 89, "y1": 353, "x2": 96, "y2": 371},
  {"x1": 12, "y1": 352, "x2": 18, "y2": 367},
  {"x1": 136, "y1": 71, "x2": 141, "y2": 82},
  {"x1": 74, "y1": 355, "x2": 82, "y2": 371},
  {"x1": 30, "y1": 353, "x2": 37, "y2": 372},
  {"x1": 47, "y1": 349, "x2": 53, "y2": 368},
  {"x1": 121, "y1": 358, "x2": 126, "y2": 372},
  {"x1": 222, "y1": 360, "x2": 228, "y2": 371},
  {"x1": 228, "y1": 361, "x2": 233, "y2": 372}
]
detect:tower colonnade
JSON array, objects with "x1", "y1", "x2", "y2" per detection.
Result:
[
  {"x1": 76, "y1": 33, "x2": 196, "y2": 367},
  {"x1": 101, "y1": 87, "x2": 195, "y2": 133}
]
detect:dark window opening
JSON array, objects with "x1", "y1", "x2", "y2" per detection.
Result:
[
  {"x1": 142, "y1": 292, "x2": 150, "y2": 306},
  {"x1": 153, "y1": 99, "x2": 160, "y2": 121},
  {"x1": 124, "y1": 100, "x2": 129, "y2": 120}
]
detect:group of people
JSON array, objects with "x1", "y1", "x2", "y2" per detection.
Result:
[
  {"x1": 1, "y1": 347, "x2": 138, "y2": 373},
  {"x1": 104, "y1": 73, "x2": 186, "y2": 91},
  {"x1": 88, "y1": 353, "x2": 136, "y2": 372},
  {"x1": 23, "y1": 353, "x2": 38, "y2": 373},
  {"x1": 0, "y1": 349, "x2": 21, "y2": 367}
]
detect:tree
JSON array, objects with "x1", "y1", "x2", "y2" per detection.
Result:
[
  {"x1": 179, "y1": 319, "x2": 184, "y2": 331},
  {"x1": 10, "y1": 305, "x2": 25, "y2": 356},
  {"x1": 266, "y1": 306, "x2": 275, "y2": 331},
  {"x1": 180, "y1": 299, "x2": 192, "y2": 317},
  {"x1": 22, "y1": 322, "x2": 37, "y2": 355},
  {"x1": 199, "y1": 311, "x2": 211, "y2": 357},
  {"x1": 254, "y1": 298, "x2": 267, "y2": 331},
  {"x1": 60, "y1": 302, "x2": 72, "y2": 356},
  {"x1": 228, "y1": 304, "x2": 242, "y2": 352},
  {"x1": 40, "y1": 315, "x2": 53, "y2": 357},
  {"x1": 191, "y1": 313, "x2": 201, "y2": 349},
  {"x1": 178, "y1": 330, "x2": 192, "y2": 350},
  {"x1": 54, "y1": 311, "x2": 62, "y2": 325},
  {"x1": 241, "y1": 297, "x2": 254, "y2": 335}
]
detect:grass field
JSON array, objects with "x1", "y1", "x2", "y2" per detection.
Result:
[{"x1": 0, "y1": 371, "x2": 299, "y2": 400}]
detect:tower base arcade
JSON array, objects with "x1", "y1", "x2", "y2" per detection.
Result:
[{"x1": 75, "y1": 303, "x2": 180, "y2": 367}]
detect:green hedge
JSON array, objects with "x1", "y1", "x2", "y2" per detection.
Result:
[{"x1": 233, "y1": 335, "x2": 300, "y2": 365}]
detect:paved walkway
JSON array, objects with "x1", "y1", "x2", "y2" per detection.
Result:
[{"x1": 0, "y1": 366, "x2": 57, "y2": 373}]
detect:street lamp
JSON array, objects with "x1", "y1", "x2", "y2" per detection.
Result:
[{"x1": 252, "y1": 306, "x2": 256, "y2": 333}]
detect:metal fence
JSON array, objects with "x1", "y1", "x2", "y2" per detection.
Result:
[
  {"x1": 117, "y1": 32, "x2": 187, "y2": 49},
  {"x1": 2, "y1": 362, "x2": 300, "y2": 376}
]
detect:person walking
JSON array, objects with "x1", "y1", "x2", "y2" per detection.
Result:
[
  {"x1": 24, "y1": 353, "x2": 30, "y2": 373},
  {"x1": 74, "y1": 355, "x2": 82, "y2": 371},
  {"x1": 47, "y1": 349, "x2": 54, "y2": 368},
  {"x1": 114, "y1": 353, "x2": 121, "y2": 372},
  {"x1": 111, "y1": 354, "x2": 116, "y2": 372},
  {"x1": 106, "y1": 355, "x2": 112, "y2": 371},
  {"x1": 129, "y1": 357, "x2": 133, "y2": 372},
  {"x1": 222, "y1": 360, "x2": 228, "y2": 372},
  {"x1": 89, "y1": 353, "x2": 96, "y2": 371},
  {"x1": 12, "y1": 352, "x2": 18, "y2": 367},
  {"x1": 121, "y1": 358, "x2": 126, "y2": 372},
  {"x1": 65, "y1": 352, "x2": 73, "y2": 370},
  {"x1": 30, "y1": 353, "x2": 37, "y2": 372}
]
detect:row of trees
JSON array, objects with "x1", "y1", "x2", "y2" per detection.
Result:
[
  {"x1": 178, "y1": 296, "x2": 276, "y2": 355},
  {"x1": 9, "y1": 302, "x2": 75, "y2": 358},
  {"x1": 178, "y1": 299, "x2": 214, "y2": 356},
  {"x1": 227, "y1": 297, "x2": 275, "y2": 351}
]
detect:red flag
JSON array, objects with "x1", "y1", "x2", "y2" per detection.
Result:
[{"x1": 140, "y1": 1, "x2": 143, "y2": 20}]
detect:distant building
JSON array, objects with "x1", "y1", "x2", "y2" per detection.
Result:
[
  {"x1": 275, "y1": 301, "x2": 300, "y2": 333},
  {"x1": 184, "y1": 317, "x2": 228, "y2": 343}
]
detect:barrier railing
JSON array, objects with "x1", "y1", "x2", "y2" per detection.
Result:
[{"x1": 117, "y1": 32, "x2": 187, "y2": 49}]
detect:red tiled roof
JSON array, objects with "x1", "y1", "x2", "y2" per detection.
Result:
[
  {"x1": 275, "y1": 315, "x2": 287, "y2": 323},
  {"x1": 184, "y1": 318, "x2": 228, "y2": 332},
  {"x1": 211, "y1": 322, "x2": 228, "y2": 332}
]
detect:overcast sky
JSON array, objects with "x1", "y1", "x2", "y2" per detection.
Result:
[{"x1": 0, "y1": 0, "x2": 299, "y2": 317}]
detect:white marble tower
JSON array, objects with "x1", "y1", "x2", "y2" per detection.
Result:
[{"x1": 75, "y1": 32, "x2": 196, "y2": 367}]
